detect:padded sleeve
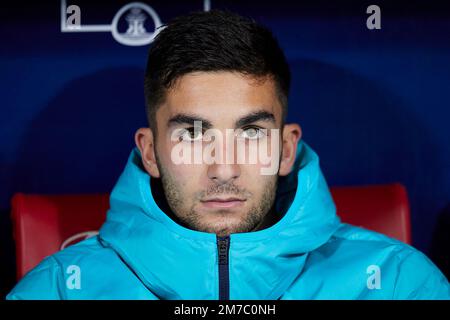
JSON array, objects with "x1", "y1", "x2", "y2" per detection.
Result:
[
  {"x1": 6, "y1": 256, "x2": 65, "y2": 300},
  {"x1": 393, "y1": 248, "x2": 450, "y2": 299}
]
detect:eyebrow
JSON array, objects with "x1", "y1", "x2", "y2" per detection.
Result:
[
  {"x1": 167, "y1": 110, "x2": 276, "y2": 129},
  {"x1": 168, "y1": 113, "x2": 213, "y2": 129},
  {"x1": 234, "y1": 110, "x2": 276, "y2": 128}
]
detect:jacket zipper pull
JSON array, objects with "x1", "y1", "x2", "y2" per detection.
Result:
[{"x1": 217, "y1": 236, "x2": 230, "y2": 300}]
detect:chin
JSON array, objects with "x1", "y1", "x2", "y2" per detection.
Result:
[{"x1": 195, "y1": 215, "x2": 243, "y2": 233}]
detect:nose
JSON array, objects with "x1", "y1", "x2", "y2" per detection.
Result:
[
  {"x1": 206, "y1": 136, "x2": 241, "y2": 184},
  {"x1": 207, "y1": 162, "x2": 241, "y2": 184}
]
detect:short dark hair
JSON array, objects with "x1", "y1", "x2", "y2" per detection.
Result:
[{"x1": 144, "y1": 9, "x2": 291, "y2": 134}]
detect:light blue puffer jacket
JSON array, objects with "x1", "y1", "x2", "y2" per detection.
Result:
[{"x1": 7, "y1": 141, "x2": 450, "y2": 299}]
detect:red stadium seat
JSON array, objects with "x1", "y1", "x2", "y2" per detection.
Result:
[
  {"x1": 330, "y1": 183, "x2": 411, "y2": 245},
  {"x1": 10, "y1": 183, "x2": 411, "y2": 280},
  {"x1": 11, "y1": 193, "x2": 110, "y2": 280}
]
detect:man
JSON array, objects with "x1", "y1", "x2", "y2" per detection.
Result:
[{"x1": 7, "y1": 10, "x2": 449, "y2": 300}]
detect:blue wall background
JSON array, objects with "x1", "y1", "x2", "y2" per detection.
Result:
[{"x1": 1, "y1": 0, "x2": 449, "y2": 294}]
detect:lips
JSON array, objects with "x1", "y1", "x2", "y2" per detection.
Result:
[
  {"x1": 200, "y1": 197, "x2": 246, "y2": 209},
  {"x1": 202, "y1": 197, "x2": 245, "y2": 202}
]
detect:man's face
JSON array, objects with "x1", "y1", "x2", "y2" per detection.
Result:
[{"x1": 153, "y1": 71, "x2": 284, "y2": 237}]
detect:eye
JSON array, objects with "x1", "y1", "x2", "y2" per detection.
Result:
[
  {"x1": 239, "y1": 127, "x2": 266, "y2": 140},
  {"x1": 179, "y1": 127, "x2": 203, "y2": 142}
]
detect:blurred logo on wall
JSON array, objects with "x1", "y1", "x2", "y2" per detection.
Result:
[
  {"x1": 111, "y1": 2, "x2": 162, "y2": 46},
  {"x1": 61, "y1": 0, "x2": 211, "y2": 46}
]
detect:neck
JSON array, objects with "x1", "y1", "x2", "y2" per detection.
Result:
[{"x1": 252, "y1": 203, "x2": 280, "y2": 232}]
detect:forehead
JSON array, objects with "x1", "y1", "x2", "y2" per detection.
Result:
[{"x1": 158, "y1": 71, "x2": 282, "y2": 126}]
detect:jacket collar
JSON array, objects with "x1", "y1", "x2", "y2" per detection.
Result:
[{"x1": 99, "y1": 140, "x2": 341, "y2": 299}]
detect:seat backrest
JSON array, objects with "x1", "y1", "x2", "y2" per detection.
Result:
[
  {"x1": 330, "y1": 183, "x2": 411, "y2": 245},
  {"x1": 10, "y1": 183, "x2": 411, "y2": 280},
  {"x1": 11, "y1": 193, "x2": 109, "y2": 280}
]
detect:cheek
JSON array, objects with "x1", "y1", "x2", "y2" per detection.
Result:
[
  {"x1": 243, "y1": 137, "x2": 281, "y2": 170},
  {"x1": 240, "y1": 165, "x2": 273, "y2": 191},
  {"x1": 166, "y1": 163, "x2": 206, "y2": 193}
]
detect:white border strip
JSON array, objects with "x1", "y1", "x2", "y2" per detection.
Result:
[{"x1": 61, "y1": 0, "x2": 211, "y2": 33}]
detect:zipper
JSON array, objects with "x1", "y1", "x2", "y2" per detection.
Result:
[{"x1": 216, "y1": 235, "x2": 230, "y2": 300}]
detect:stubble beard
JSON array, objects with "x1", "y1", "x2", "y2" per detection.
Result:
[{"x1": 155, "y1": 155, "x2": 279, "y2": 237}]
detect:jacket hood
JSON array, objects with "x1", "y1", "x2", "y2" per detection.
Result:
[{"x1": 99, "y1": 139, "x2": 341, "y2": 299}]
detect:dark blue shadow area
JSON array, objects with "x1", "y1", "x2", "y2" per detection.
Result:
[
  {"x1": 287, "y1": 59, "x2": 444, "y2": 257},
  {"x1": 12, "y1": 67, "x2": 147, "y2": 195},
  {"x1": 430, "y1": 204, "x2": 450, "y2": 279}
]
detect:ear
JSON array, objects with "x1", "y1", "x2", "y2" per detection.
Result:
[
  {"x1": 278, "y1": 123, "x2": 302, "y2": 176},
  {"x1": 134, "y1": 127, "x2": 161, "y2": 178}
]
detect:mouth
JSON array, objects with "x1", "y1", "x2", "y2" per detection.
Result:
[{"x1": 200, "y1": 197, "x2": 246, "y2": 209}]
